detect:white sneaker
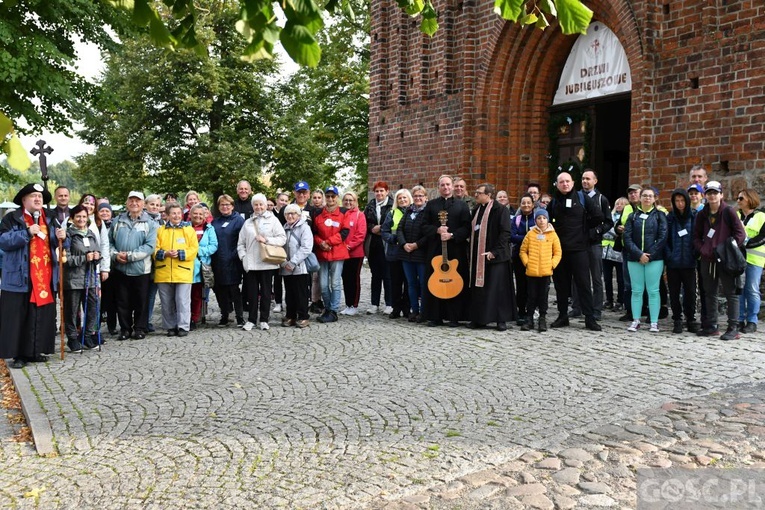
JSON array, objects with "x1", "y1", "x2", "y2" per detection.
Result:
[
  {"x1": 650, "y1": 322, "x2": 660, "y2": 333},
  {"x1": 383, "y1": 306, "x2": 394, "y2": 315},
  {"x1": 627, "y1": 320, "x2": 640, "y2": 332},
  {"x1": 260, "y1": 322, "x2": 270, "y2": 331},
  {"x1": 242, "y1": 321, "x2": 255, "y2": 331},
  {"x1": 366, "y1": 306, "x2": 380, "y2": 314},
  {"x1": 272, "y1": 304, "x2": 282, "y2": 313},
  {"x1": 341, "y1": 306, "x2": 357, "y2": 316}
]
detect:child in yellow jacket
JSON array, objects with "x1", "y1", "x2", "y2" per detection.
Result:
[{"x1": 519, "y1": 209, "x2": 562, "y2": 332}]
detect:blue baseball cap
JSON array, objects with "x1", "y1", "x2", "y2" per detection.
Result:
[
  {"x1": 687, "y1": 184, "x2": 703, "y2": 194},
  {"x1": 294, "y1": 181, "x2": 310, "y2": 192},
  {"x1": 324, "y1": 185, "x2": 339, "y2": 196}
]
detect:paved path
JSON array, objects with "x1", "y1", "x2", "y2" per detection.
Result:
[{"x1": 1, "y1": 273, "x2": 764, "y2": 508}]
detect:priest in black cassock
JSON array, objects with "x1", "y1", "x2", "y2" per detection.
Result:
[
  {"x1": 420, "y1": 175, "x2": 472, "y2": 326},
  {"x1": 467, "y1": 183, "x2": 515, "y2": 331}
]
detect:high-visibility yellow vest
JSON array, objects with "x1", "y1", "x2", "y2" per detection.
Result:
[{"x1": 742, "y1": 210, "x2": 765, "y2": 268}]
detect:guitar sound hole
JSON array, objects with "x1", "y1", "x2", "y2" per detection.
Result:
[{"x1": 440, "y1": 264, "x2": 450, "y2": 272}]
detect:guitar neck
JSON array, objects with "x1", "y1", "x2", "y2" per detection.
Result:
[{"x1": 441, "y1": 239, "x2": 448, "y2": 262}]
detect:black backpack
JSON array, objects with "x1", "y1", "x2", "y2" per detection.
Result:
[{"x1": 713, "y1": 208, "x2": 746, "y2": 276}]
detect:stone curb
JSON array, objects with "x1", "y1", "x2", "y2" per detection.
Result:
[{"x1": 8, "y1": 365, "x2": 56, "y2": 456}]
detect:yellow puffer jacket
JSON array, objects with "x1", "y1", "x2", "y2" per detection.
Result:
[
  {"x1": 153, "y1": 223, "x2": 199, "y2": 283},
  {"x1": 519, "y1": 224, "x2": 562, "y2": 277}
]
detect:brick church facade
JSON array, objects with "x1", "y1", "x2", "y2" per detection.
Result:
[{"x1": 368, "y1": 0, "x2": 764, "y2": 203}]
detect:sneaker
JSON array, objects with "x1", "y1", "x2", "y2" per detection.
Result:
[
  {"x1": 68, "y1": 341, "x2": 84, "y2": 353},
  {"x1": 236, "y1": 317, "x2": 246, "y2": 327},
  {"x1": 627, "y1": 320, "x2": 640, "y2": 332},
  {"x1": 697, "y1": 327, "x2": 719, "y2": 337},
  {"x1": 613, "y1": 303, "x2": 624, "y2": 312},
  {"x1": 242, "y1": 321, "x2": 255, "y2": 331},
  {"x1": 383, "y1": 306, "x2": 394, "y2": 315},
  {"x1": 318, "y1": 311, "x2": 338, "y2": 323},
  {"x1": 742, "y1": 323, "x2": 757, "y2": 334},
  {"x1": 721, "y1": 327, "x2": 740, "y2": 341},
  {"x1": 340, "y1": 306, "x2": 358, "y2": 316},
  {"x1": 366, "y1": 305, "x2": 380, "y2": 314},
  {"x1": 218, "y1": 317, "x2": 230, "y2": 327},
  {"x1": 260, "y1": 322, "x2": 270, "y2": 331},
  {"x1": 650, "y1": 323, "x2": 660, "y2": 333},
  {"x1": 272, "y1": 304, "x2": 282, "y2": 313},
  {"x1": 177, "y1": 329, "x2": 188, "y2": 337}
]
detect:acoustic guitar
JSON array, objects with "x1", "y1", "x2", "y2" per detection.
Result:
[{"x1": 428, "y1": 210, "x2": 464, "y2": 299}]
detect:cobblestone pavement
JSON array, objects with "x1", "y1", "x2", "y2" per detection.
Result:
[{"x1": 1, "y1": 270, "x2": 764, "y2": 508}]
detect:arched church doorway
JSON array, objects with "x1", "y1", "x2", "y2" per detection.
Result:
[{"x1": 548, "y1": 22, "x2": 632, "y2": 203}]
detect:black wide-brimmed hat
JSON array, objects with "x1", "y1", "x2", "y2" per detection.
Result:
[{"x1": 13, "y1": 183, "x2": 52, "y2": 206}]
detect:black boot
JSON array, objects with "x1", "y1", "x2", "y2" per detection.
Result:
[
  {"x1": 537, "y1": 316, "x2": 547, "y2": 332},
  {"x1": 584, "y1": 315, "x2": 601, "y2": 331},
  {"x1": 672, "y1": 320, "x2": 683, "y2": 334},
  {"x1": 550, "y1": 315, "x2": 569, "y2": 328},
  {"x1": 686, "y1": 320, "x2": 700, "y2": 333},
  {"x1": 521, "y1": 318, "x2": 534, "y2": 331}
]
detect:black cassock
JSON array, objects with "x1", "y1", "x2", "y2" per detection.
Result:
[
  {"x1": 469, "y1": 201, "x2": 516, "y2": 325},
  {"x1": 421, "y1": 196, "x2": 471, "y2": 322}
]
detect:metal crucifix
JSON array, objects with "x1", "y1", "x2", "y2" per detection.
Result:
[{"x1": 30, "y1": 139, "x2": 54, "y2": 194}]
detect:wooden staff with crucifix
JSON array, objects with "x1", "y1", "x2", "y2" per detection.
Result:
[{"x1": 30, "y1": 140, "x2": 66, "y2": 360}]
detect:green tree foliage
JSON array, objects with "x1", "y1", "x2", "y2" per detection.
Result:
[
  {"x1": 0, "y1": 0, "x2": 128, "y2": 135},
  {"x1": 75, "y1": 3, "x2": 278, "y2": 200},
  {"x1": 270, "y1": 0, "x2": 369, "y2": 197}
]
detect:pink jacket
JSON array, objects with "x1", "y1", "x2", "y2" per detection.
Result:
[
  {"x1": 344, "y1": 208, "x2": 367, "y2": 258},
  {"x1": 313, "y1": 207, "x2": 351, "y2": 262}
]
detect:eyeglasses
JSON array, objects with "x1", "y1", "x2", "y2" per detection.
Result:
[
  {"x1": 737, "y1": 196, "x2": 745, "y2": 201},
  {"x1": 541, "y1": 200, "x2": 551, "y2": 205}
]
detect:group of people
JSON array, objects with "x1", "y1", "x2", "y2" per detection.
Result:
[{"x1": 1, "y1": 166, "x2": 762, "y2": 368}]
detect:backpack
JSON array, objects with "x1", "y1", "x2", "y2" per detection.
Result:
[{"x1": 714, "y1": 207, "x2": 746, "y2": 276}]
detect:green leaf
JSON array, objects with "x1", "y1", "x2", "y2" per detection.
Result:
[
  {"x1": 555, "y1": 0, "x2": 593, "y2": 35},
  {"x1": 280, "y1": 22, "x2": 321, "y2": 67},
  {"x1": 0, "y1": 112, "x2": 12, "y2": 142},
  {"x1": 133, "y1": 0, "x2": 154, "y2": 25},
  {"x1": 520, "y1": 13, "x2": 538, "y2": 25},
  {"x1": 405, "y1": 0, "x2": 425, "y2": 16},
  {"x1": 539, "y1": 0, "x2": 557, "y2": 16},
  {"x1": 420, "y1": 1, "x2": 438, "y2": 36},
  {"x1": 535, "y1": 12, "x2": 550, "y2": 29},
  {"x1": 342, "y1": 0, "x2": 356, "y2": 21},
  {"x1": 5, "y1": 134, "x2": 31, "y2": 171},
  {"x1": 149, "y1": 12, "x2": 176, "y2": 48},
  {"x1": 325, "y1": 0, "x2": 340, "y2": 12},
  {"x1": 420, "y1": 17, "x2": 439, "y2": 36},
  {"x1": 284, "y1": 0, "x2": 324, "y2": 33},
  {"x1": 493, "y1": 0, "x2": 524, "y2": 22}
]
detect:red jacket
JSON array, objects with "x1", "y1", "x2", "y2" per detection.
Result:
[
  {"x1": 344, "y1": 208, "x2": 367, "y2": 258},
  {"x1": 313, "y1": 207, "x2": 351, "y2": 262}
]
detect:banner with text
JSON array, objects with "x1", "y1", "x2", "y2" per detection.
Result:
[{"x1": 553, "y1": 22, "x2": 632, "y2": 105}]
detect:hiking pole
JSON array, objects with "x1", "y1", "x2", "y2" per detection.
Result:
[
  {"x1": 59, "y1": 236, "x2": 66, "y2": 361},
  {"x1": 80, "y1": 261, "x2": 91, "y2": 355},
  {"x1": 94, "y1": 263, "x2": 103, "y2": 352}
]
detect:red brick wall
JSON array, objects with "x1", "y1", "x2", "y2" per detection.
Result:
[{"x1": 370, "y1": 0, "x2": 765, "y2": 202}]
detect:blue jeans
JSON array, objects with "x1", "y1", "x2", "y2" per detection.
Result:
[
  {"x1": 739, "y1": 263, "x2": 763, "y2": 323},
  {"x1": 402, "y1": 261, "x2": 426, "y2": 314},
  {"x1": 319, "y1": 260, "x2": 344, "y2": 313},
  {"x1": 628, "y1": 260, "x2": 664, "y2": 323}
]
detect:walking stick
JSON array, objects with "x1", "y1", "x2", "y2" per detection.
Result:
[
  {"x1": 58, "y1": 236, "x2": 66, "y2": 361},
  {"x1": 93, "y1": 263, "x2": 103, "y2": 352},
  {"x1": 80, "y1": 262, "x2": 90, "y2": 355}
]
